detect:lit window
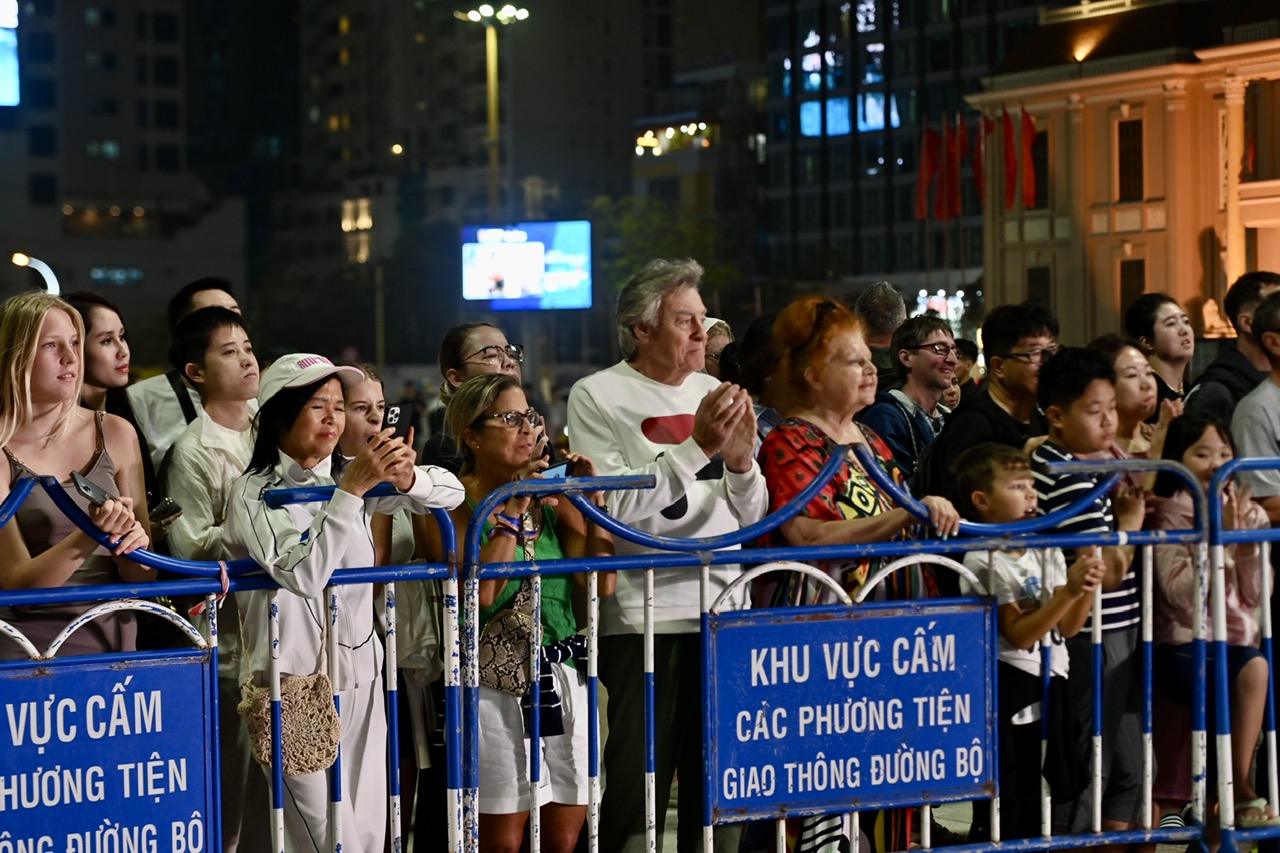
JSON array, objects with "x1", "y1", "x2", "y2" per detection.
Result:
[
  {"x1": 346, "y1": 232, "x2": 370, "y2": 264},
  {"x1": 339, "y1": 47, "x2": 349, "y2": 65},
  {"x1": 799, "y1": 99, "x2": 854, "y2": 137},
  {"x1": 338, "y1": 15, "x2": 350, "y2": 35},
  {"x1": 856, "y1": 0, "x2": 877, "y2": 32},
  {"x1": 341, "y1": 198, "x2": 373, "y2": 232}
]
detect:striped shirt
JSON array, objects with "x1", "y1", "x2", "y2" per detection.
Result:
[{"x1": 1032, "y1": 440, "x2": 1138, "y2": 633}]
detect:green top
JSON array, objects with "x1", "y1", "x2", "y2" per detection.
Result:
[{"x1": 477, "y1": 502, "x2": 578, "y2": 651}]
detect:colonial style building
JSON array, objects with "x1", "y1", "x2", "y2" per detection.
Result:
[{"x1": 969, "y1": 0, "x2": 1280, "y2": 341}]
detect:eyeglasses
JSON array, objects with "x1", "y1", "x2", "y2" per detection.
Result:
[
  {"x1": 466, "y1": 344, "x2": 524, "y2": 366},
  {"x1": 1003, "y1": 345, "x2": 1061, "y2": 365},
  {"x1": 480, "y1": 409, "x2": 543, "y2": 429},
  {"x1": 904, "y1": 342, "x2": 961, "y2": 359}
]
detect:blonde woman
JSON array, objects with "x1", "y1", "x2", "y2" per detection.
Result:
[
  {"x1": 0, "y1": 293, "x2": 151, "y2": 659},
  {"x1": 420, "y1": 372, "x2": 614, "y2": 853}
]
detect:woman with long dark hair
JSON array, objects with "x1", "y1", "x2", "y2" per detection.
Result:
[
  {"x1": 64, "y1": 291, "x2": 131, "y2": 412},
  {"x1": 1124, "y1": 293, "x2": 1193, "y2": 422}
]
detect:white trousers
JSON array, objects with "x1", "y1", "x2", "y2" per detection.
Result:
[{"x1": 264, "y1": 678, "x2": 387, "y2": 853}]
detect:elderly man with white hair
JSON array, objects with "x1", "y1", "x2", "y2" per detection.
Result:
[{"x1": 567, "y1": 258, "x2": 766, "y2": 852}]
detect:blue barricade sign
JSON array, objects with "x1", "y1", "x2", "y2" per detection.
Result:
[
  {"x1": 0, "y1": 650, "x2": 217, "y2": 852},
  {"x1": 704, "y1": 599, "x2": 997, "y2": 822}
]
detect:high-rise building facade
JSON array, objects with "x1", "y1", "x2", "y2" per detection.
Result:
[
  {"x1": 0, "y1": 0, "x2": 246, "y2": 363},
  {"x1": 761, "y1": 0, "x2": 1048, "y2": 320}
]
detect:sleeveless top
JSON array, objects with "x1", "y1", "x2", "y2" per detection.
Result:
[
  {"x1": 0, "y1": 412, "x2": 136, "y2": 659},
  {"x1": 474, "y1": 501, "x2": 577, "y2": 649}
]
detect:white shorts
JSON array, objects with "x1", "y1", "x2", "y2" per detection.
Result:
[{"x1": 478, "y1": 659, "x2": 589, "y2": 814}]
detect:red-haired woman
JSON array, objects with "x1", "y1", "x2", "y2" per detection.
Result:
[
  {"x1": 759, "y1": 297, "x2": 959, "y2": 604},
  {"x1": 756, "y1": 296, "x2": 960, "y2": 851}
]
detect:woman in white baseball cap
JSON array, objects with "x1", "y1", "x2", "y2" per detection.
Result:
[{"x1": 224, "y1": 353, "x2": 464, "y2": 852}]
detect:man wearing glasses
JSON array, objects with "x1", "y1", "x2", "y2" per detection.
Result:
[
  {"x1": 914, "y1": 303, "x2": 1058, "y2": 531},
  {"x1": 858, "y1": 315, "x2": 960, "y2": 476},
  {"x1": 567, "y1": 258, "x2": 765, "y2": 853}
]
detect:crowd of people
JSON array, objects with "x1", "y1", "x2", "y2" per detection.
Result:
[{"x1": 3, "y1": 263, "x2": 1280, "y2": 853}]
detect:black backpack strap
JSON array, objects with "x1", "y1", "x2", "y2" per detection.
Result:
[
  {"x1": 105, "y1": 386, "x2": 159, "y2": 504},
  {"x1": 166, "y1": 369, "x2": 199, "y2": 424}
]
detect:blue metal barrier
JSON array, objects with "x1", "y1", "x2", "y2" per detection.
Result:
[
  {"x1": 0, "y1": 477, "x2": 229, "y2": 853},
  {"x1": 1, "y1": 447, "x2": 1237, "y2": 853},
  {"x1": 0, "y1": 476, "x2": 460, "y2": 853},
  {"x1": 1209, "y1": 458, "x2": 1280, "y2": 853},
  {"x1": 454, "y1": 449, "x2": 1209, "y2": 853}
]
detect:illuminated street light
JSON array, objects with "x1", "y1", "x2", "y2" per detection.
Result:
[
  {"x1": 11, "y1": 253, "x2": 60, "y2": 296},
  {"x1": 454, "y1": 4, "x2": 528, "y2": 218}
]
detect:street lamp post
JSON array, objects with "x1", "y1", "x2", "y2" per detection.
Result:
[
  {"x1": 454, "y1": 4, "x2": 528, "y2": 220},
  {"x1": 11, "y1": 253, "x2": 61, "y2": 296}
]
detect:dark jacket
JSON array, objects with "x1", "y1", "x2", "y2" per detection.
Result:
[
  {"x1": 1184, "y1": 340, "x2": 1268, "y2": 416},
  {"x1": 857, "y1": 390, "x2": 945, "y2": 476},
  {"x1": 914, "y1": 385, "x2": 1046, "y2": 502}
]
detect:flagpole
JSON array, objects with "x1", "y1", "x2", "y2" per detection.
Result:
[{"x1": 924, "y1": 210, "x2": 932, "y2": 297}]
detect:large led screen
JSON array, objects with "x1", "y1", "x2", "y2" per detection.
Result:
[
  {"x1": 460, "y1": 220, "x2": 592, "y2": 311},
  {"x1": 0, "y1": 0, "x2": 17, "y2": 107}
]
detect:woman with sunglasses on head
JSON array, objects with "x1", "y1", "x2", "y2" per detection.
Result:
[
  {"x1": 422, "y1": 323, "x2": 535, "y2": 473},
  {"x1": 223, "y1": 353, "x2": 464, "y2": 853},
  {"x1": 755, "y1": 296, "x2": 959, "y2": 851},
  {"x1": 761, "y1": 297, "x2": 960, "y2": 604},
  {"x1": 418, "y1": 372, "x2": 614, "y2": 853}
]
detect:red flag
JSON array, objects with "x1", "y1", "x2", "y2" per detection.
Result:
[
  {"x1": 952, "y1": 114, "x2": 969, "y2": 218},
  {"x1": 916, "y1": 124, "x2": 940, "y2": 220},
  {"x1": 934, "y1": 117, "x2": 953, "y2": 221},
  {"x1": 1021, "y1": 105, "x2": 1037, "y2": 209},
  {"x1": 974, "y1": 114, "x2": 995, "y2": 207},
  {"x1": 1002, "y1": 107, "x2": 1016, "y2": 211}
]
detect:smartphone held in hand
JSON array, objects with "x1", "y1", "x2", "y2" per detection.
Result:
[
  {"x1": 72, "y1": 471, "x2": 118, "y2": 507},
  {"x1": 381, "y1": 403, "x2": 412, "y2": 441},
  {"x1": 541, "y1": 460, "x2": 573, "y2": 479}
]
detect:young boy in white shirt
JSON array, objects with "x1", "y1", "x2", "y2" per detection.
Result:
[
  {"x1": 954, "y1": 442, "x2": 1104, "y2": 841},
  {"x1": 160, "y1": 305, "x2": 265, "y2": 853}
]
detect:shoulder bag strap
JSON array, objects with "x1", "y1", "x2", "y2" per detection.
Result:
[{"x1": 166, "y1": 369, "x2": 199, "y2": 424}]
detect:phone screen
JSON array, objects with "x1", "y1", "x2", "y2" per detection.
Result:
[{"x1": 541, "y1": 461, "x2": 572, "y2": 480}]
